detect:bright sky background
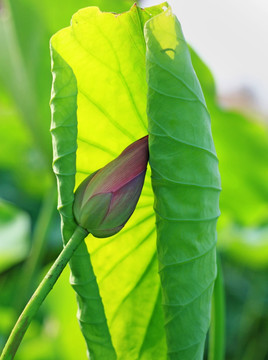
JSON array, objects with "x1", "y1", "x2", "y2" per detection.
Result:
[{"x1": 141, "y1": 0, "x2": 268, "y2": 114}]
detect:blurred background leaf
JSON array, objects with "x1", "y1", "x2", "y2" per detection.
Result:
[
  {"x1": 0, "y1": 200, "x2": 30, "y2": 272},
  {"x1": 191, "y1": 49, "x2": 268, "y2": 268}
]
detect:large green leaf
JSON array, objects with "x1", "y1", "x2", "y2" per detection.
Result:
[
  {"x1": 145, "y1": 9, "x2": 220, "y2": 358},
  {"x1": 50, "y1": 3, "x2": 221, "y2": 359},
  {"x1": 50, "y1": 3, "x2": 167, "y2": 359}
]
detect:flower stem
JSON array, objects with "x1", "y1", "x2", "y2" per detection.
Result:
[
  {"x1": 15, "y1": 185, "x2": 57, "y2": 313},
  {"x1": 0, "y1": 226, "x2": 88, "y2": 360},
  {"x1": 208, "y1": 253, "x2": 225, "y2": 360}
]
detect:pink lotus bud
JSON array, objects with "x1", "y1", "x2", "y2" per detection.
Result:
[{"x1": 73, "y1": 136, "x2": 148, "y2": 238}]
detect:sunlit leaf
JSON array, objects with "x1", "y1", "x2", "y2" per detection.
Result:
[{"x1": 50, "y1": 3, "x2": 167, "y2": 359}]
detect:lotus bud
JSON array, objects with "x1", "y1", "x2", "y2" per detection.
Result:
[{"x1": 73, "y1": 136, "x2": 149, "y2": 238}]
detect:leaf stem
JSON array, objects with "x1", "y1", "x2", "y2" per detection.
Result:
[
  {"x1": 208, "y1": 253, "x2": 225, "y2": 360},
  {"x1": 15, "y1": 185, "x2": 57, "y2": 313},
  {"x1": 0, "y1": 226, "x2": 88, "y2": 360}
]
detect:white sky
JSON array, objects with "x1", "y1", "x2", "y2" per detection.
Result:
[{"x1": 141, "y1": 0, "x2": 268, "y2": 113}]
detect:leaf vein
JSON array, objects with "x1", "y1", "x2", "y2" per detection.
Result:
[
  {"x1": 163, "y1": 278, "x2": 215, "y2": 310},
  {"x1": 154, "y1": 208, "x2": 220, "y2": 222},
  {"x1": 158, "y1": 241, "x2": 217, "y2": 271},
  {"x1": 151, "y1": 175, "x2": 221, "y2": 191},
  {"x1": 147, "y1": 55, "x2": 207, "y2": 110},
  {"x1": 79, "y1": 89, "x2": 136, "y2": 141},
  {"x1": 148, "y1": 128, "x2": 218, "y2": 161}
]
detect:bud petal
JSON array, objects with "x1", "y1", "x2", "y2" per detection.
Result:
[{"x1": 73, "y1": 136, "x2": 148, "y2": 238}]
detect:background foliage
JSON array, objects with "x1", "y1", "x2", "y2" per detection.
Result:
[{"x1": 0, "y1": 0, "x2": 268, "y2": 359}]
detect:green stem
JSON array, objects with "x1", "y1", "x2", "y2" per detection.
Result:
[
  {"x1": 0, "y1": 226, "x2": 88, "y2": 360},
  {"x1": 208, "y1": 253, "x2": 225, "y2": 360},
  {"x1": 15, "y1": 185, "x2": 57, "y2": 313}
]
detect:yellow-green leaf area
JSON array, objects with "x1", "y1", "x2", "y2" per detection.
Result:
[{"x1": 51, "y1": 3, "x2": 168, "y2": 359}]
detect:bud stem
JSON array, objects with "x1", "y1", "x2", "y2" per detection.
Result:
[{"x1": 0, "y1": 226, "x2": 88, "y2": 360}]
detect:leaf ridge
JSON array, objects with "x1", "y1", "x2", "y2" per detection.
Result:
[
  {"x1": 148, "y1": 83, "x2": 202, "y2": 102},
  {"x1": 149, "y1": 128, "x2": 218, "y2": 161},
  {"x1": 154, "y1": 208, "x2": 220, "y2": 222},
  {"x1": 166, "y1": 340, "x2": 204, "y2": 355},
  {"x1": 158, "y1": 242, "x2": 217, "y2": 271},
  {"x1": 151, "y1": 175, "x2": 221, "y2": 191},
  {"x1": 162, "y1": 279, "x2": 215, "y2": 309},
  {"x1": 147, "y1": 56, "x2": 207, "y2": 110}
]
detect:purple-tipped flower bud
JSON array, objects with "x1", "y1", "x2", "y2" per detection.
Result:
[{"x1": 73, "y1": 136, "x2": 149, "y2": 238}]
